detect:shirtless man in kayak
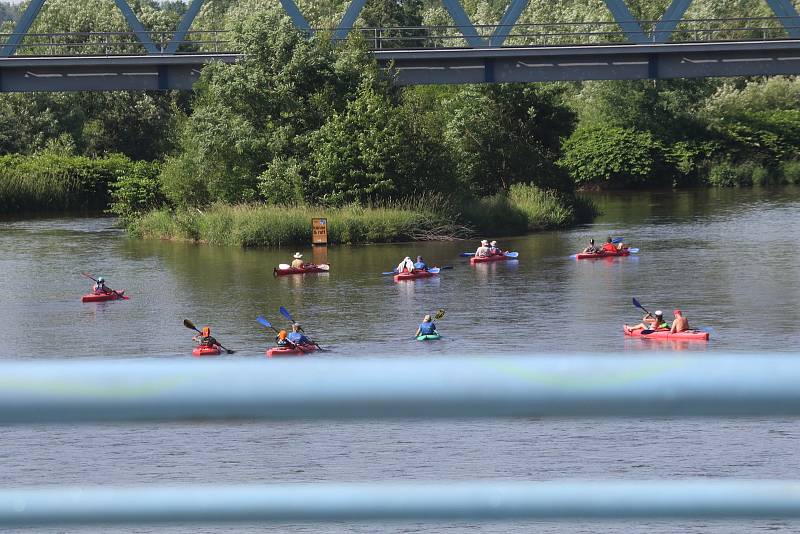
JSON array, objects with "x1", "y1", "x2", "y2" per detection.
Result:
[
  {"x1": 670, "y1": 310, "x2": 690, "y2": 333},
  {"x1": 475, "y1": 240, "x2": 491, "y2": 258}
]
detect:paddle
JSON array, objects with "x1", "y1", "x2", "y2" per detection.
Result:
[
  {"x1": 183, "y1": 319, "x2": 234, "y2": 354},
  {"x1": 632, "y1": 297, "x2": 651, "y2": 316},
  {"x1": 80, "y1": 272, "x2": 128, "y2": 300},
  {"x1": 279, "y1": 306, "x2": 323, "y2": 350},
  {"x1": 460, "y1": 251, "x2": 518, "y2": 258},
  {"x1": 415, "y1": 309, "x2": 445, "y2": 339},
  {"x1": 277, "y1": 263, "x2": 330, "y2": 271},
  {"x1": 256, "y1": 315, "x2": 306, "y2": 353},
  {"x1": 383, "y1": 267, "x2": 443, "y2": 275}
]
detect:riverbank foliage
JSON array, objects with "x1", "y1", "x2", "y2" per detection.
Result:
[
  {"x1": 0, "y1": 153, "x2": 138, "y2": 213},
  {"x1": 2, "y1": 0, "x2": 800, "y2": 229}
]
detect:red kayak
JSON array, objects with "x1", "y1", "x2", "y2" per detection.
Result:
[
  {"x1": 623, "y1": 324, "x2": 709, "y2": 341},
  {"x1": 266, "y1": 344, "x2": 317, "y2": 357},
  {"x1": 575, "y1": 249, "x2": 630, "y2": 259},
  {"x1": 274, "y1": 264, "x2": 330, "y2": 276},
  {"x1": 81, "y1": 290, "x2": 127, "y2": 302},
  {"x1": 192, "y1": 345, "x2": 221, "y2": 356},
  {"x1": 470, "y1": 253, "x2": 516, "y2": 264},
  {"x1": 394, "y1": 270, "x2": 437, "y2": 282}
]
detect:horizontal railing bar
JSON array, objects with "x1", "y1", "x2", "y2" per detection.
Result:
[
  {"x1": 2, "y1": 480, "x2": 800, "y2": 525},
  {"x1": 1, "y1": 356, "x2": 800, "y2": 423}
]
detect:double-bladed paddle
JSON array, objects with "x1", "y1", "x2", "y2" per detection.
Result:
[
  {"x1": 81, "y1": 272, "x2": 128, "y2": 300},
  {"x1": 460, "y1": 251, "x2": 519, "y2": 258},
  {"x1": 279, "y1": 306, "x2": 322, "y2": 350},
  {"x1": 256, "y1": 315, "x2": 306, "y2": 353},
  {"x1": 382, "y1": 267, "x2": 443, "y2": 276},
  {"x1": 183, "y1": 319, "x2": 234, "y2": 354}
]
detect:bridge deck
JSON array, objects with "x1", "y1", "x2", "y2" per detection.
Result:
[{"x1": 1, "y1": 40, "x2": 799, "y2": 91}]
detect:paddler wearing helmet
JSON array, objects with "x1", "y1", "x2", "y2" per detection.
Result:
[
  {"x1": 192, "y1": 326, "x2": 218, "y2": 348},
  {"x1": 629, "y1": 310, "x2": 669, "y2": 332},
  {"x1": 475, "y1": 239, "x2": 491, "y2": 258},
  {"x1": 93, "y1": 276, "x2": 110, "y2": 294},
  {"x1": 275, "y1": 329, "x2": 291, "y2": 347}
]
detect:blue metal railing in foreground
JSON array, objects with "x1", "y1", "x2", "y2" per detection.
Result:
[{"x1": 1, "y1": 355, "x2": 800, "y2": 526}]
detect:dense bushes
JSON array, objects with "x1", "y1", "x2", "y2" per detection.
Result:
[
  {"x1": 559, "y1": 126, "x2": 671, "y2": 188},
  {"x1": 0, "y1": 153, "x2": 139, "y2": 213}
]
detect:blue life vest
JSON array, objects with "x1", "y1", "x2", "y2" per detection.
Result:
[
  {"x1": 414, "y1": 261, "x2": 427, "y2": 270},
  {"x1": 288, "y1": 332, "x2": 310, "y2": 345},
  {"x1": 418, "y1": 321, "x2": 437, "y2": 335}
]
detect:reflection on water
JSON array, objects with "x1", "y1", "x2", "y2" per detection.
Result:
[
  {"x1": 1, "y1": 187, "x2": 799, "y2": 358},
  {"x1": 1, "y1": 188, "x2": 800, "y2": 533}
]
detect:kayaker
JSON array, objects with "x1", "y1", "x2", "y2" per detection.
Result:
[
  {"x1": 582, "y1": 239, "x2": 598, "y2": 253},
  {"x1": 291, "y1": 252, "x2": 305, "y2": 269},
  {"x1": 670, "y1": 310, "x2": 690, "y2": 333},
  {"x1": 93, "y1": 277, "x2": 110, "y2": 294},
  {"x1": 414, "y1": 256, "x2": 428, "y2": 271},
  {"x1": 415, "y1": 314, "x2": 438, "y2": 338},
  {"x1": 601, "y1": 237, "x2": 618, "y2": 253},
  {"x1": 287, "y1": 323, "x2": 312, "y2": 345},
  {"x1": 629, "y1": 310, "x2": 669, "y2": 331},
  {"x1": 275, "y1": 329, "x2": 292, "y2": 348},
  {"x1": 192, "y1": 326, "x2": 219, "y2": 349},
  {"x1": 489, "y1": 241, "x2": 501, "y2": 256},
  {"x1": 397, "y1": 256, "x2": 415, "y2": 273},
  {"x1": 475, "y1": 240, "x2": 491, "y2": 258}
]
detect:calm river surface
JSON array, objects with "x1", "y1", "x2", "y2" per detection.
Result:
[{"x1": 1, "y1": 187, "x2": 799, "y2": 532}]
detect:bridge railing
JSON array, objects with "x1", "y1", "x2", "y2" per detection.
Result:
[
  {"x1": 1, "y1": 355, "x2": 800, "y2": 526},
  {"x1": 1, "y1": 16, "x2": 799, "y2": 57}
]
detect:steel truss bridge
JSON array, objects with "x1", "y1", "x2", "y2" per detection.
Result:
[{"x1": 1, "y1": 0, "x2": 800, "y2": 91}]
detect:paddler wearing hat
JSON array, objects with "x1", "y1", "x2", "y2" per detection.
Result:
[{"x1": 290, "y1": 252, "x2": 306, "y2": 269}]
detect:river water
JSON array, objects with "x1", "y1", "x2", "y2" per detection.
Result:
[{"x1": 1, "y1": 187, "x2": 799, "y2": 532}]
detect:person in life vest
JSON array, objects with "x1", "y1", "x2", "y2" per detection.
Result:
[
  {"x1": 670, "y1": 310, "x2": 690, "y2": 333},
  {"x1": 582, "y1": 239, "x2": 599, "y2": 254},
  {"x1": 475, "y1": 240, "x2": 491, "y2": 258},
  {"x1": 629, "y1": 310, "x2": 669, "y2": 332},
  {"x1": 414, "y1": 256, "x2": 428, "y2": 271},
  {"x1": 396, "y1": 256, "x2": 415, "y2": 273},
  {"x1": 489, "y1": 241, "x2": 501, "y2": 256},
  {"x1": 93, "y1": 277, "x2": 110, "y2": 294},
  {"x1": 275, "y1": 329, "x2": 291, "y2": 347},
  {"x1": 288, "y1": 323, "x2": 312, "y2": 346},
  {"x1": 415, "y1": 314, "x2": 438, "y2": 338},
  {"x1": 192, "y1": 326, "x2": 219, "y2": 348},
  {"x1": 290, "y1": 252, "x2": 305, "y2": 269},
  {"x1": 601, "y1": 236, "x2": 619, "y2": 253}
]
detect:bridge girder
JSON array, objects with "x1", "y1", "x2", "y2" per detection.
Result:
[
  {"x1": 3, "y1": 0, "x2": 800, "y2": 58},
  {"x1": 3, "y1": 41, "x2": 800, "y2": 92}
]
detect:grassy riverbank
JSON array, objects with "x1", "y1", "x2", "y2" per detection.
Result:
[
  {"x1": 128, "y1": 185, "x2": 596, "y2": 247},
  {"x1": 0, "y1": 153, "x2": 137, "y2": 213}
]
